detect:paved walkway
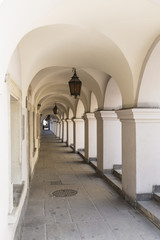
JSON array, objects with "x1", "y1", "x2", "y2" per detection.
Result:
[{"x1": 22, "y1": 131, "x2": 160, "y2": 240}]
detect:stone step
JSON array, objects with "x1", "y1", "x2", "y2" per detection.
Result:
[
  {"x1": 137, "y1": 199, "x2": 160, "y2": 229},
  {"x1": 103, "y1": 172, "x2": 123, "y2": 197},
  {"x1": 13, "y1": 183, "x2": 24, "y2": 207},
  {"x1": 89, "y1": 160, "x2": 97, "y2": 169},
  {"x1": 153, "y1": 192, "x2": 160, "y2": 202},
  {"x1": 78, "y1": 150, "x2": 85, "y2": 159},
  {"x1": 113, "y1": 169, "x2": 122, "y2": 180}
]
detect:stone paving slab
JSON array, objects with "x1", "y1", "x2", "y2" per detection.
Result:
[
  {"x1": 46, "y1": 223, "x2": 81, "y2": 240},
  {"x1": 21, "y1": 132, "x2": 160, "y2": 240},
  {"x1": 22, "y1": 225, "x2": 46, "y2": 240},
  {"x1": 77, "y1": 221, "x2": 117, "y2": 240}
]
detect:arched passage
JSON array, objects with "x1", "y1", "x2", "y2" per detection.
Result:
[
  {"x1": 104, "y1": 78, "x2": 122, "y2": 110},
  {"x1": 84, "y1": 92, "x2": 98, "y2": 162},
  {"x1": 90, "y1": 92, "x2": 98, "y2": 112},
  {"x1": 96, "y1": 78, "x2": 122, "y2": 172},
  {"x1": 2, "y1": 2, "x2": 160, "y2": 239},
  {"x1": 73, "y1": 99, "x2": 85, "y2": 152},
  {"x1": 137, "y1": 38, "x2": 160, "y2": 107}
]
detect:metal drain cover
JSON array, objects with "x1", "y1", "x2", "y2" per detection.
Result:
[{"x1": 52, "y1": 189, "x2": 78, "y2": 197}]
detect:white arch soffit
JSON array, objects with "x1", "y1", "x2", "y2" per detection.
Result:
[
  {"x1": 0, "y1": 0, "x2": 66, "y2": 81},
  {"x1": 37, "y1": 93, "x2": 74, "y2": 113},
  {"x1": 68, "y1": 108, "x2": 73, "y2": 119},
  {"x1": 34, "y1": 83, "x2": 89, "y2": 113},
  {"x1": 90, "y1": 92, "x2": 98, "y2": 112},
  {"x1": 31, "y1": 67, "x2": 105, "y2": 110},
  {"x1": 34, "y1": 85, "x2": 71, "y2": 105},
  {"x1": 41, "y1": 104, "x2": 66, "y2": 119},
  {"x1": 63, "y1": 112, "x2": 67, "y2": 119},
  {"x1": 41, "y1": 98, "x2": 67, "y2": 111},
  {"x1": 42, "y1": 114, "x2": 59, "y2": 121},
  {"x1": 76, "y1": 99, "x2": 85, "y2": 118},
  {"x1": 31, "y1": 67, "x2": 72, "y2": 98},
  {"x1": 40, "y1": 98, "x2": 68, "y2": 114},
  {"x1": 17, "y1": 24, "x2": 133, "y2": 106},
  {"x1": 104, "y1": 78, "x2": 122, "y2": 110},
  {"x1": 41, "y1": 103, "x2": 67, "y2": 117},
  {"x1": 137, "y1": 37, "x2": 160, "y2": 107},
  {"x1": 41, "y1": 109, "x2": 60, "y2": 121},
  {"x1": 31, "y1": 72, "x2": 89, "y2": 110},
  {"x1": 76, "y1": 68, "x2": 104, "y2": 109},
  {"x1": 2, "y1": 0, "x2": 160, "y2": 105},
  {"x1": 0, "y1": 0, "x2": 4, "y2": 6}
]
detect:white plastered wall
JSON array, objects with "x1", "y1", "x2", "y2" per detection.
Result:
[
  {"x1": 104, "y1": 78, "x2": 122, "y2": 110},
  {"x1": 138, "y1": 40, "x2": 160, "y2": 107}
]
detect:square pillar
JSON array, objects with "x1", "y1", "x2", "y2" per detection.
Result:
[
  {"x1": 60, "y1": 121, "x2": 62, "y2": 140},
  {"x1": 117, "y1": 108, "x2": 160, "y2": 201},
  {"x1": 73, "y1": 118, "x2": 84, "y2": 152},
  {"x1": 67, "y1": 119, "x2": 73, "y2": 146},
  {"x1": 95, "y1": 111, "x2": 121, "y2": 172},
  {"x1": 56, "y1": 122, "x2": 60, "y2": 138},
  {"x1": 84, "y1": 113, "x2": 97, "y2": 162},
  {"x1": 62, "y1": 119, "x2": 67, "y2": 143},
  {"x1": 52, "y1": 121, "x2": 57, "y2": 135}
]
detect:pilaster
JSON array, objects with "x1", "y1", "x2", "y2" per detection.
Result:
[
  {"x1": 117, "y1": 108, "x2": 160, "y2": 201},
  {"x1": 95, "y1": 110, "x2": 121, "y2": 172},
  {"x1": 84, "y1": 113, "x2": 97, "y2": 162},
  {"x1": 62, "y1": 119, "x2": 67, "y2": 143},
  {"x1": 66, "y1": 119, "x2": 73, "y2": 146},
  {"x1": 73, "y1": 118, "x2": 84, "y2": 152}
]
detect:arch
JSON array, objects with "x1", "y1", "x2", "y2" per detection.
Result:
[
  {"x1": 103, "y1": 78, "x2": 122, "y2": 110},
  {"x1": 5, "y1": 23, "x2": 133, "y2": 107},
  {"x1": 76, "y1": 99, "x2": 85, "y2": 118},
  {"x1": 41, "y1": 109, "x2": 60, "y2": 121},
  {"x1": 63, "y1": 113, "x2": 67, "y2": 119},
  {"x1": 90, "y1": 92, "x2": 98, "y2": 112},
  {"x1": 68, "y1": 108, "x2": 73, "y2": 119},
  {"x1": 137, "y1": 37, "x2": 160, "y2": 107}
]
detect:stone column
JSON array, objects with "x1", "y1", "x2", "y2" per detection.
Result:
[
  {"x1": 50, "y1": 119, "x2": 53, "y2": 133},
  {"x1": 60, "y1": 121, "x2": 63, "y2": 140},
  {"x1": 67, "y1": 119, "x2": 73, "y2": 146},
  {"x1": 56, "y1": 122, "x2": 60, "y2": 138},
  {"x1": 95, "y1": 111, "x2": 121, "y2": 173},
  {"x1": 73, "y1": 118, "x2": 84, "y2": 152},
  {"x1": 84, "y1": 113, "x2": 97, "y2": 162},
  {"x1": 117, "y1": 108, "x2": 160, "y2": 201},
  {"x1": 62, "y1": 119, "x2": 67, "y2": 143},
  {"x1": 53, "y1": 120, "x2": 57, "y2": 135}
]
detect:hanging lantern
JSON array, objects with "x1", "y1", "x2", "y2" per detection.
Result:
[
  {"x1": 45, "y1": 115, "x2": 50, "y2": 121},
  {"x1": 68, "y1": 68, "x2": 82, "y2": 98},
  {"x1": 37, "y1": 103, "x2": 41, "y2": 110},
  {"x1": 53, "y1": 104, "x2": 58, "y2": 114}
]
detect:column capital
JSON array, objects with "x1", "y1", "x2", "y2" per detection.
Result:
[
  {"x1": 73, "y1": 118, "x2": 84, "y2": 123},
  {"x1": 83, "y1": 112, "x2": 95, "y2": 120},
  {"x1": 116, "y1": 108, "x2": 160, "y2": 123},
  {"x1": 62, "y1": 119, "x2": 67, "y2": 122},
  {"x1": 66, "y1": 119, "x2": 73, "y2": 123},
  {"x1": 95, "y1": 110, "x2": 118, "y2": 120}
]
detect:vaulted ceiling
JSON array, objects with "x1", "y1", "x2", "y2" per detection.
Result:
[{"x1": 2, "y1": 0, "x2": 160, "y2": 114}]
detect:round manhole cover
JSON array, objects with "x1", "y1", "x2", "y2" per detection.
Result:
[{"x1": 52, "y1": 189, "x2": 78, "y2": 197}]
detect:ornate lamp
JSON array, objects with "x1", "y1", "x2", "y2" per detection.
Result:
[
  {"x1": 45, "y1": 115, "x2": 50, "y2": 121},
  {"x1": 53, "y1": 104, "x2": 58, "y2": 114},
  {"x1": 68, "y1": 68, "x2": 82, "y2": 98},
  {"x1": 37, "y1": 103, "x2": 41, "y2": 110}
]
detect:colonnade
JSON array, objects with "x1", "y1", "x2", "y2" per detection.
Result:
[{"x1": 49, "y1": 108, "x2": 160, "y2": 203}]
